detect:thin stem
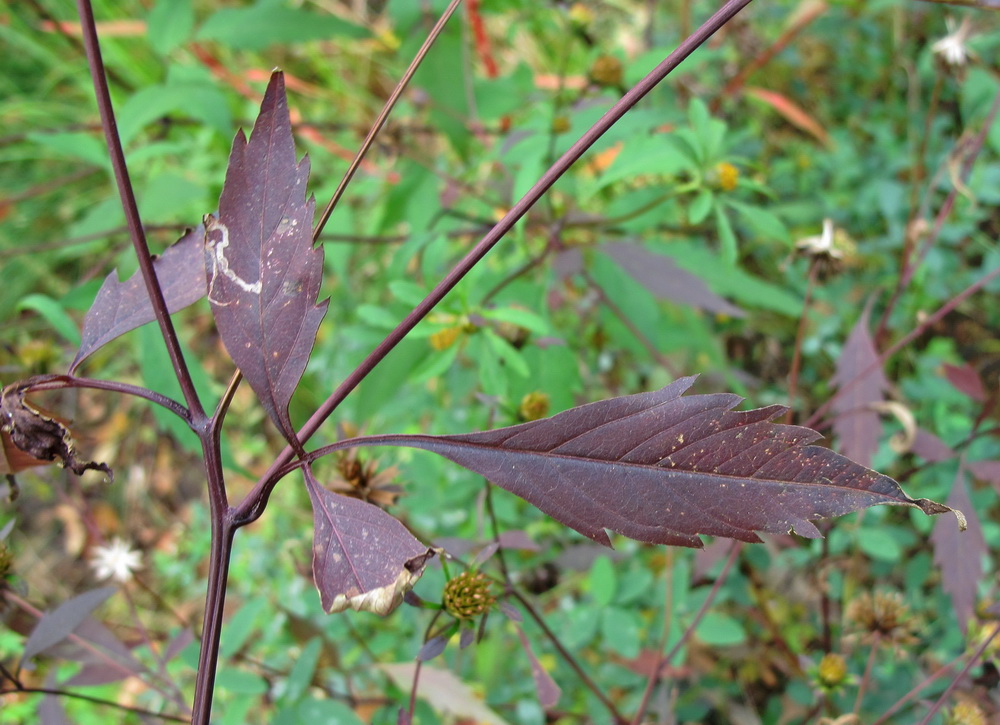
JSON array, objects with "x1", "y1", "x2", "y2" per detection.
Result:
[
  {"x1": 784, "y1": 258, "x2": 819, "y2": 425},
  {"x1": 874, "y1": 85, "x2": 1000, "y2": 342},
  {"x1": 18, "y1": 374, "x2": 190, "y2": 423},
  {"x1": 916, "y1": 622, "x2": 1000, "y2": 725},
  {"x1": 313, "y1": 0, "x2": 464, "y2": 241},
  {"x1": 190, "y1": 440, "x2": 234, "y2": 724},
  {"x1": 0, "y1": 685, "x2": 187, "y2": 722},
  {"x1": 659, "y1": 541, "x2": 741, "y2": 670},
  {"x1": 510, "y1": 589, "x2": 626, "y2": 724},
  {"x1": 74, "y1": 0, "x2": 206, "y2": 426},
  {"x1": 630, "y1": 549, "x2": 675, "y2": 725},
  {"x1": 2, "y1": 590, "x2": 187, "y2": 708},
  {"x1": 852, "y1": 636, "x2": 880, "y2": 716},
  {"x1": 238, "y1": 0, "x2": 757, "y2": 523}
]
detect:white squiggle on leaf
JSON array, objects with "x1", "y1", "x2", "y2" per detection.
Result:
[{"x1": 203, "y1": 215, "x2": 262, "y2": 304}]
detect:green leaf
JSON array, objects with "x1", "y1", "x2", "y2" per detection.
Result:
[
  {"x1": 589, "y1": 556, "x2": 618, "y2": 607},
  {"x1": 117, "y1": 83, "x2": 232, "y2": 145},
  {"x1": 17, "y1": 294, "x2": 81, "y2": 345},
  {"x1": 215, "y1": 667, "x2": 268, "y2": 695},
  {"x1": 694, "y1": 612, "x2": 746, "y2": 646},
  {"x1": 480, "y1": 306, "x2": 550, "y2": 336},
  {"x1": 483, "y1": 328, "x2": 530, "y2": 379},
  {"x1": 281, "y1": 638, "x2": 322, "y2": 703},
  {"x1": 27, "y1": 132, "x2": 110, "y2": 169},
  {"x1": 714, "y1": 205, "x2": 738, "y2": 266},
  {"x1": 600, "y1": 608, "x2": 641, "y2": 658},
  {"x1": 727, "y1": 200, "x2": 790, "y2": 245},
  {"x1": 197, "y1": 5, "x2": 368, "y2": 51},
  {"x1": 147, "y1": 0, "x2": 194, "y2": 55},
  {"x1": 296, "y1": 699, "x2": 364, "y2": 724},
  {"x1": 219, "y1": 598, "x2": 269, "y2": 658},
  {"x1": 856, "y1": 527, "x2": 902, "y2": 562},
  {"x1": 664, "y1": 241, "x2": 801, "y2": 315},
  {"x1": 689, "y1": 188, "x2": 714, "y2": 225}
]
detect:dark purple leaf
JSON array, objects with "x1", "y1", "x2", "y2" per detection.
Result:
[
  {"x1": 968, "y1": 460, "x2": 1000, "y2": 485},
  {"x1": 513, "y1": 619, "x2": 561, "y2": 709},
  {"x1": 969, "y1": 460, "x2": 1000, "y2": 498},
  {"x1": 472, "y1": 542, "x2": 499, "y2": 567},
  {"x1": 603, "y1": 242, "x2": 744, "y2": 317},
  {"x1": 365, "y1": 377, "x2": 956, "y2": 548},
  {"x1": 931, "y1": 468, "x2": 985, "y2": 634},
  {"x1": 943, "y1": 363, "x2": 987, "y2": 402},
  {"x1": 21, "y1": 587, "x2": 116, "y2": 665},
  {"x1": 39, "y1": 692, "x2": 70, "y2": 725},
  {"x1": 496, "y1": 529, "x2": 540, "y2": 551},
  {"x1": 70, "y1": 225, "x2": 206, "y2": 373},
  {"x1": 63, "y1": 662, "x2": 130, "y2": 687},
  {"x1": 163, "y1": 628, "x2": 195, "y2": 663},
  {"x1": 305, "y1": 470, "x2": 434, "y2": 615},
  {"x1": 911, "y1": 429, "x2": 955, "y2": 463},
  {"x1": 44, "y1": 618, "x2": 146, "y2": 678},
  {"x1": 831, "y1": 303, "x2": 889, "y2": 467},
  {"x1": 459, "y1": 627, "x2": 475, "y2": 649},
  {"x1": 418, "y1": 635, "x2": 449, "y2": 661},
  {"x1": 498, "y1": 601, "x2": 522, "y2": 622},
  {"x1": 206, "y1": 72, "x2": 328, "y2": 441}
]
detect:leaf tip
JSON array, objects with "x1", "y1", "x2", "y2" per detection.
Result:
[{"x1": 914, "y1": 497, "x2": 966, "y2": 531}]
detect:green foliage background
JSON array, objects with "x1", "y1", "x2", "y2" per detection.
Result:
[{"x1": 1, "y1": 0, "x2": 999, "y2": 723}]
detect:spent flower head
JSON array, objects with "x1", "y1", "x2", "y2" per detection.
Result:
[
  {"x1": 90, "y1": 537, "x2": 142, "y2": 583},
  {"x1": 932, "y1": 17, "x2": 974, "y2": 68},
  {"x1": 844, "y1": 590, "x2": 918, "y2": 648}
]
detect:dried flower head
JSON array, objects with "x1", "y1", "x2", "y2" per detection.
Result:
[
  {"x1": 90, "y1": 538, "x2": 142, "y2": 583},
  {"x1": 329, "y1": 447, "x2": 402, "y2": 508},
  {"x1": 795, "y1": 218, "x2": 858, "y2": 275},
  {"x1": 443, "y1": 571, "x2": 495, "y2": 619},
  {"x1": 844, "y1": 591, "x2": 918, "y2": 648},
  {"x1": 589, "y1": 55, "x2": 623, "y2": 87},
  {"x1": 932, "y1": 17, "x2": 974, "y2": 68}
]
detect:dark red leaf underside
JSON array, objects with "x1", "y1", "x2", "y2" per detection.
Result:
[
  {"x1": 943, "y1": 363, "x2": 987, "y2": 402},
  {"x1": 206, "y1": 71, "x2": 327, "y2": 441},
  {"x1": 831, "y1": 302, "x2": 889, "y2": 467},
  {"x1": 366, "y1": 377, "x2": 955, "y2": 548},
  {"x1": 305, "y1": 470, "x2": 433, "y2": 615},
  {"x1": 70, "y1": 225, "x2": 206, "y2": 373},
  {"x1": 931, "y1": 468, "x2": 984, "y2": 633},
  {"x1": 603, "y1": 242, "x2": 744, "y2": 317}
]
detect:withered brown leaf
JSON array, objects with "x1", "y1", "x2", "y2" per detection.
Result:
[{"x1": 0, "y1": 386, "x2": 112, "y2": 481}]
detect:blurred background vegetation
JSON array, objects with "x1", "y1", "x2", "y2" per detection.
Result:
[{"x1": 1, "y1": 0, "x2": 999, "y2": 723}]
